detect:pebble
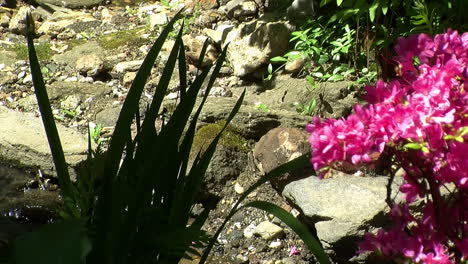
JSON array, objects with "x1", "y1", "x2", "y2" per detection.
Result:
[
  {"x1": 234, "y1": 182, "x2": 244, "y2": 194},
  {"x1": 269, "y1": 240, "x2": 282, "y2": 248},
  {"x1": 253, "y1": 221, "x2": 284, "y2": 240},
  {"x1": 243, "y1": 223, "x2": 256, "y2": 238}
]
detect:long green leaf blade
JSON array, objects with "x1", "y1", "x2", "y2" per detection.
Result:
[{"x1": 25, "y1": 13, "x2": 76, "y2": 204}]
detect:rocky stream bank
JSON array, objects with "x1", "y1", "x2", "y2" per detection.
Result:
[{"x1": 0, "y1": 1, "x2": 402, "y2": 263}]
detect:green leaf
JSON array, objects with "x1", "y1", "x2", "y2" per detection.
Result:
[
  {"x1": 242, "y1": 201, "x2": 331, "y2": 264},
  {"x1": 270, "y1": 56, "x2": 288, "y2": 62},
  {"x1": 25, "y1": 13, "x2": 77, "y2": 210},
  {"x1": 369, "y1": 1, "x2": 380, "y2": 22},
  {"x1": 12, "y1": 219, "x2": 91, "y2": 264},
  {"x1": 336, "y1": 0, "x2": 343, "y2": 6},
  {"x1": 404, "y1": 142, "x2": 423, "y2": 150}
]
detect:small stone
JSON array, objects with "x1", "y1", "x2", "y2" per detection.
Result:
[
  {"x1": 123, "y1": 71, "x2": 137, "y2": 87},
  {"x1": 285, "y1": 57, "x2": 306, "y2": 73},
  {"x1": 148, "y1": 13, "x2": 168, "y2": 27},
  {"x1": 115, "y1": 60, "x2": 144, "y2": 73},
  {"x1": 253, "y1": 221, "x2": 284, "y2": 240},
  {"x1": 17, "y1": 71, "x2": 26, "y2": 79},
  {"x1": 75, "y1": 54, "x2": 104, "y2": 77},
  {"x1": 235, "y1": 254, "x2": 249, "y2": 264},
  {"x1": 234, "y1": 182, "x2": 244, "y2": 194},
  {"x1": 243, "y1": 223, "x2": 256, "y2": 238},
  {"x1": 22, "y1": 74, "x2": 32, "y2": 84},
  {"x1": 269, "y1": 240, "x2": 282, "y2": 248}
]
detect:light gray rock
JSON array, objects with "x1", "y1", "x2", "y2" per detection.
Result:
[
  {"x1": 148, "y1": 12, "x2": 168, "y2": 27},
  {"x1": 75, "y1": 54, "x2": 105, "y2": 77},
  {"x1": 8, "y1": 6, "x2": 32, "y2": 35},
  {"x1": 37, "y1": 10, "x2": 97, "y2": 35},
  {"x1": 0, "y1": 106, "x2": 88, "y2": 178},
  {"x1": 114, "y1": 60, "x2": 144, "y2": 73},
  {"x1": 283, "y1": 174, "x2": 405, "y2": 260},
  {"x1": 222, "y1": 0, "x2": 258, "y2": 19},
  {"x1": 253, "y1": 221, "x2": 284, "y2": 240},
  {"x1": 223, "y1": 17, "x2": 294, "y2": 76},
  {"x1": 52, "y1": 41, "x2": 106, "y2": 67},
  {"x1": 33, "y1": 0, "x2": 104, "y2": 9}
]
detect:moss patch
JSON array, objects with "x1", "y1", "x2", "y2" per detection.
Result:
[
  {"x1": 9, "y1": 42, "x2": 54, "y2": 61},
  {"x1": 191, "y1": 120, "x2": 249, "y2": 159},
  {"x1": 98, "y1": 27, "x2": 149, "y2": 50}
]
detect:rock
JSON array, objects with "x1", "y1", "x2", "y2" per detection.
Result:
[
  {"x1": 114, "y1": 60, "x2": 144, "y2": 73},
  {"x1": 0, "y1": 12, "x2": 10, "y2": 27},
  {"x1": 222, "y1": 0, "x2": 258, "y2": 19},
  {"x1": 148, "y1": 12, "x2": 168, "y2": 27},
  {"x1": 0, "y1": 106, "x2": 88, "y2": 178},
  {"x1": 123, "y1": 71, "x2": 137, "y2": 87},
  {"x1": 283, "y1": 174, "x2": 405, "y2": 260},
  {"x1": 37, "y1": 10, "x2": 97, "y2": 36},
  {"x1": 234, "y1": 182, "x2": 244, "y2": 194},
  {"x1": 223, "y1": 17, "x2": 294, "y2": 76},
  {"x1": 8, "y1": 6, "x2": 31, "y2": 35},
  {"x1": 75, "y1": 54, "x2": 105, "y2": 77},
  {"x1": 285, "y1": 56, "x2": 306, "y2": 73},
  {"x1": 243, "y1": 223, "x2": 256, "y2": 238},
  {"x1": 187, "y1": 0, "x2": 219, "y2": 10},
  {"x1": 253, "y1": 221, "x2": 284, "y2": 240},
  {"x1": 33, "y1": 0, "x2": 104, "y2": 9},
  {"x1": 204, "y1": 24, "x2": 234, "y2": 45},
  {"x1": 287, "y1": 0, "x2": 316, "y2": 24},
  {"x1": 253, "y1": 127, "x2": 313, "y2": 191},
  {"x1": 52, "y1": 41, "x2": 106, "y2": 67},
  {"x1": 183, "y1": 35, "x2": 218, "y2": 68}
]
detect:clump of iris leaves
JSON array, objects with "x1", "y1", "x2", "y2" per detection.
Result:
[{"x1": 2, "y1": 11, "x2": 332, "y2": 264}]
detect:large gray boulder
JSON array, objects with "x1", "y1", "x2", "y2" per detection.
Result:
[
  {"x1": 283, "y1": 173, "x2": 405, "y2": 261},
  {"x1": 223, "y1": 15, "x2": 294, "y2": 76},
  {"x1": 0, "y1": 106, "x2": 88, "y2": 178}
]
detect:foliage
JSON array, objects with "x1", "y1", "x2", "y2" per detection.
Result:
[
  {"x1": 271, "y1": 15, "x2": 375, "y2": 84},
  {"x1": 306, "y1": 30, "x2": 468, "y2": 263},
  {"x1": 17, "y1": 10, "x2": 331, "y2": 264}
]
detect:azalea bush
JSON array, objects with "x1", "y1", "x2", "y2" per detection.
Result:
[{"x1": 306, "y1": 29, "x2": 467, "y2": 263}]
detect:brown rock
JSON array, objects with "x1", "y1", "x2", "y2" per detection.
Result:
[{"x1": 253, "y1": 127, "x2": 314, "y2": 191}]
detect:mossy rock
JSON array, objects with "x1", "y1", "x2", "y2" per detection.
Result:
[
  {"x1": 191, "y1": 120, "x2": 249, "y2": 159},
  {"x1": 98, "y1": 27, "x2": 149, "y2": 50}
]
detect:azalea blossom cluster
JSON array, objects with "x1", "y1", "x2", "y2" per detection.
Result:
[{"x1": 306, "y1": 29, "x2": 468, "y2": 263}]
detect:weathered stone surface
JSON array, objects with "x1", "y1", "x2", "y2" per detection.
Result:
[
  {"x1": 222, "y1": 0, "x2": 257, "y2": 19},
  {"x1": 223, "y1": 17, "x2": 294, "y2": 76},
  {"x1": 283, "y1": 174, "x2": 405, "y2": 260},
  {"x1": 114, "y1": 60, "x2": 144, "y2": 73},
  {"x1": 0, "y1": 106, "x2": 88, "y2": 178},
  {"x1": 75, "y1": 54, "x2": 105, "y2": 77},
  {"x1": 52, "y1": 41, "x2": 106, "y2": 67},
  {"x1": 253, "y1": 221, "x2": 284, "y2": 240},
  {"x1": 33, "y1": 0, "x2": 104, "y2": 9},
  {"x1": 37, "y1": 10, "x2": 97, "y2": 35},
  {"x1": 253, "y1": 127, "x2": 313, "y2": 190},
  {"x1": 8, "y1": 6, "x2": 31, "y2": 35}
]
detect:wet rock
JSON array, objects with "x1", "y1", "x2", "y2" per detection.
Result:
[
  {"x1": 283, "y1": 174, "x2": 405, "y2": 261},
  {"x1": 34, "y1": 0, "x2": 104, "y2": 9},
  {"x1": 254, "y1": 221, "x2": 284, "y2": 240},
  {"x1": 223, "y1": 16, "x2": 294, "y2": 76}
]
